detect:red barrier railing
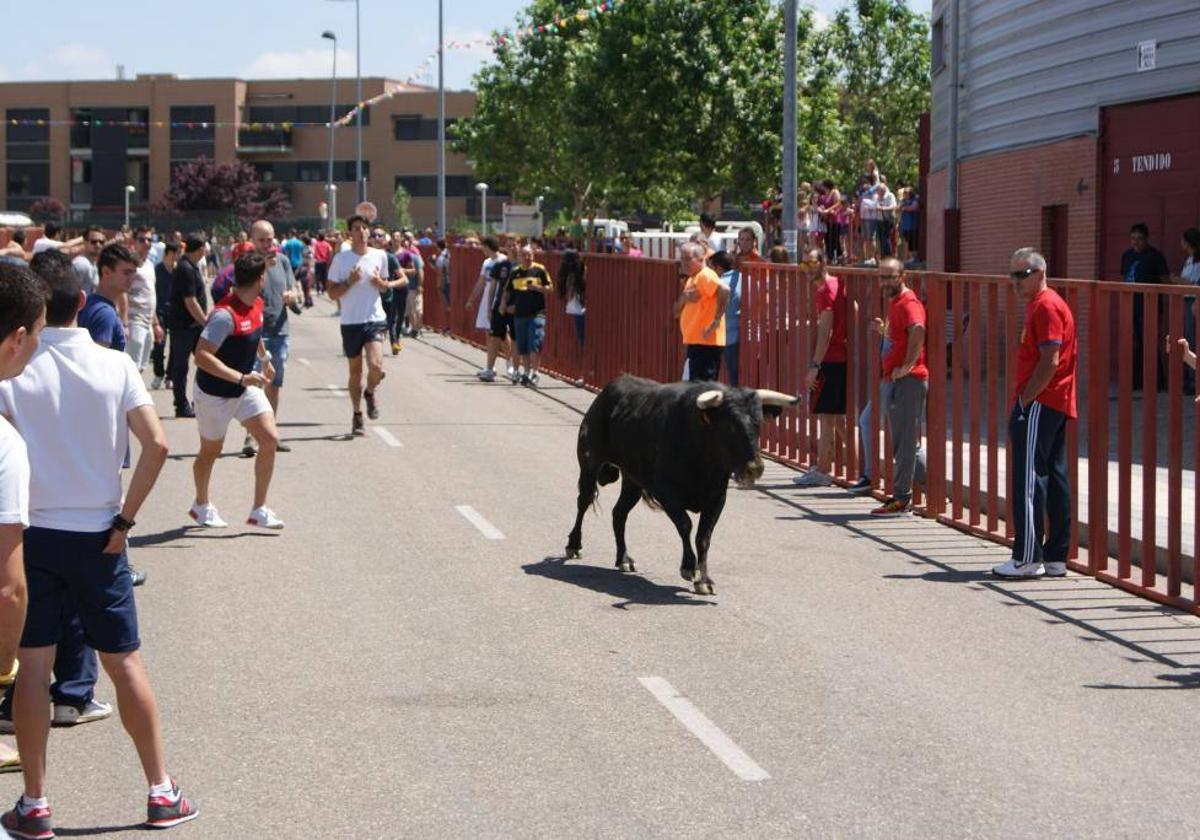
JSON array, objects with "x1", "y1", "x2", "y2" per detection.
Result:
[{"x1": 432, "y1": 246, "x2": 1199, "y2": 614}]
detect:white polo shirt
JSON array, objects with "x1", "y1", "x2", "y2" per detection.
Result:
[
  {"x1": 0, "y1": 416, "x2": 29, "y2": 528},
  {"x1": 0, "y1": 328, "x2": 153, "y2": 533},
  {"x1": 329, "y1": 247, "x2": 388, "y2": 326}
]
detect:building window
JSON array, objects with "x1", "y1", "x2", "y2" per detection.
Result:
[
  {"x1": 394, "y1": 175, "x2": 474, "y2": 197},
  {"x1": 393, "y1": 115, "x2": 456, "y2": 141},
  {"x1": 7, "y1": 163, "x2": 49, "y2": 199},
  {"x1": 71, "y1": 156, "x2": 92, "y2": 205},
  {"x1": 931, "y1": 16, "x2": 946, "y2": 74},
  {"x1": 253, "y1": 161, "x2": 367, "y2": 183},
  {"x1": 6, "y1": 109, "x2": 49, "y2": 208},
  {"x1": 170, "y1": 105, "x2": 216, "y2": 162}
]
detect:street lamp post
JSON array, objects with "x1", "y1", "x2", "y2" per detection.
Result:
[
  {"x1": 782, "y1": 0, "x2": 798, "y2": 261},
  {"x1": 476, "y1": 182, "x2": 489, "y2": 237},
  {"x1": 437, "y1": 0, "x2": 446, "y2": 236},
  {"x1": 124, "y1": 184, "x2": 136, "y2": 229},
  {"x1": 322, "y1": 30, "x2": 338, "y2": 226},
  {"x1": 325, "y1": 0, "x2": 362, "y2": 204}
]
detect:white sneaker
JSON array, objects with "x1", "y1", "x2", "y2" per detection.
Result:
[
  {"x1": 188, "y1": 502, "x2": 228, "y2": 529},
  {"x1": 247, "y1": 506, "x2": 285, "y2": 530},
  {"x1": 150, "y1": 376, "x2": 163, "y2": 390},
  {"x1": 792, "y1": 470, "x2": 833, "y2": 487},
  {"x1": 1043, "y1": 561, "x2": 1067, "y2": 578},
  {"x1": 52, "y1": 699, "x2": 113, "y2": 727},
  {"x1": 476, "y1": 369, "x2": 496, "y2": 382},
  {"x1": 992, "y1": 558, "x2": 1045, "y2": 578}
]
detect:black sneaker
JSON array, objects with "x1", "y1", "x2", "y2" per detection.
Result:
[
  {"x1": 146, "y1": 779, "x2": 199, "y2": 830},
  {"x1": 174, "y1": 405, "x2": 195, "y2": 419},
  {"x1": 352, "y1": 412, "x2": 366, "y2": 437},
  {"x1": 364, "y1": 391, "x2": 379, "y2": 420},
  {"x1": 520, "y1": 374, "x2": 532, "y2": 387},
  {"x1": 241, "y1": 436, "x2": 257, "y2": 458},
  {"x1": 2, "y1": 798, "x2": 54, "y2": 839},
  {"x1": 848, "y1": 476, "x2": 872, "y2": 494}
]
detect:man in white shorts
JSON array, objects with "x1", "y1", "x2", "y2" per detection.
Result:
[
  {"x1": 328, "y1": 214, "x2": 390, "y2": 436},
  {"x1": 188, "y1": 253, "x2": 284, "y2": 530}
]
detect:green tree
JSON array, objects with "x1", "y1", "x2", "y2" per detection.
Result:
[{"x1": 392, "y1": 183, "x2": 414, "y2": 229}]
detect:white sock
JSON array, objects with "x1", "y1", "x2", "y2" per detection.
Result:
[
  {"x1": 149, "y1": 778, "x2": 177, "y2": 800},
  {"x1": 19, "y1": 795, "x2": 47, "y2": 814}
]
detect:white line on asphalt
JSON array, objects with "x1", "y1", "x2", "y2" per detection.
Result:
[
  {"x1": 373, "y1": 427, "x2": 403, "y2": 448},
  {"x1": 325, "y1": 384, "x2": 347, "y2": 394},
  {"x1": 638, "y1": 677, "x2": 771, "y2": 782},
  {"x1": 455, "y1": 505, "x2": 505, "y2": 540},
  {"x1": 296, "y1": 357, "x2": 312, "y2": 368}
]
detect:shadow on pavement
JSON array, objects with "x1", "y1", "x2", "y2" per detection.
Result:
[
  {"x1": 523, "y1": 556, "x2": 714, "y2": 610},
  {"x1": 55, "y1": 824, "x2": 145, "y2": 836},
  {"x1": 131, "y1": 526, "x2": 278, "y2": 549},
  {"x1": 1085, "y1": 671, "x2": 1200, "y2": 690}
]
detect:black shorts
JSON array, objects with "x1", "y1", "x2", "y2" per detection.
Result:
[
  {"x1": 812, "y1": 362, "x2": 847, "y2": 415},
  {"x1": 340, "y1": 321, "x2": 387, "y2": 357},
  {"x1": 489, "y1": 310, "x2": 514, "y2": 340}
]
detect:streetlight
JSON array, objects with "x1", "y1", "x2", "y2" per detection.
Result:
[
  {"x1": 476, "y1": 182, "x2": 489, "y2": 236},
  {"x1": 437, "y1": 0, "x2": 446, "y2": 236},
  {"x1": 321, "y1": 30, "x2": 338, "y2": 227},
  {"x1": 124, "y1": 184, "x2": 136, "y2": 229},
  {"x1": 325, "y1": 0, "x2": 362, "y2": 203}
]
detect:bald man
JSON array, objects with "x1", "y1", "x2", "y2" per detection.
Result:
[{"x1": 241, "y1": 220, "x2": 300, "y2": 458}]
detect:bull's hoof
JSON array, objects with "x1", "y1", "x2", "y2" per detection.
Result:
[
  {"x1": 680, "y1": 565, "x2": 696, "y2": 582},
  {"x1": 617, "y1": 556, "x2": 636, "y2": 573},
  {"x1": 565, "y1": 548, "x2": 581, "y2": 560},
  {"x1": 694, "y1": 580, "x2": 715, "y2": 596}
]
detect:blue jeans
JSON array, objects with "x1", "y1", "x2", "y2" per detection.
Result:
[
  {"x1": 723, "y1": 343, "x2": 739, "y2": 388},
  {"x1": 257, "y1": 333, "x2": 289, "y2": 388}
]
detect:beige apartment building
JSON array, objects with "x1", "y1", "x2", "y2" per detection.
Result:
[{"x1": 1, "y1": 74, "x2": 484, "y2": 229}]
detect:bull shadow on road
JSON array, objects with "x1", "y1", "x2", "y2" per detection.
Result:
[
  {"x1": 523, "y1": 556, "x2": 715, "y2": 609},
  {"x1": 130, "y1": 526, "x2": 279, "y2": 549}
]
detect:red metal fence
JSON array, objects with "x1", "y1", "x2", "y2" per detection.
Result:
[{"x1": 422, "y1": 247, "x2": 1199, "y2": 614}]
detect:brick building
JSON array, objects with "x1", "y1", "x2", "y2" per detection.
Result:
[
  {"x1": 927, "y1": 0, "x2": 1200, "y2": 279},
  {"x1": 1, "y1": 74, "x2": 488, "y2": 229}
]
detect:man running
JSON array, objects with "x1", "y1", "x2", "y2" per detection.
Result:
[
  {"x1": 328, "y1": 215, "x2": 390, "y2": 436},
  {"x1": 188, "y1": 253, "x2": 284, "y2": 530}
]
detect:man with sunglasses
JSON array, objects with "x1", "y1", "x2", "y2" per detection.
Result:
[
  {"x1": 794, "y1": 248, "x2": 847, "y2": 488},
  {"x1": 71, "y1": 226, "x2": 105, "y2": 297},
  {"x1": 993, "y1": 248, "x2": 1077, "y2": 579},
  {"x1": 127, "y1": 228, "x2": 162, "y2": 375}
]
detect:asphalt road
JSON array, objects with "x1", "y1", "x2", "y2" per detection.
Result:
[{"x1": 15, "y1": 297, "x2": 1200, "y2": 839}]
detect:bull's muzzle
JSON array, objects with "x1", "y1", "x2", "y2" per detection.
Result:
[{"x1": 736, "y1": 457, "x2": 765, "y2": 488}]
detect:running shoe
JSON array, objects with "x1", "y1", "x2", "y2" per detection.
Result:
[
  {"x1": 476, "y1": 369, "x2": 496, "y2": 382},
  {"x1": 1043, "y1": 561, "x2": 1068, "y2": 578},
  {"x1": 1, "y1": 799, "x2": 53, "y2": 840},
  {"x1": 246, "y1": 506, "x2": 285, "y2": 530},
  {"x1": 241, "y1": 435, "x2": 257, "y2": 458},
  {"x1": 391, "y1": 341, "x2": 402, "y2": 355},
  {"x1": 991, "y1": 558, "x2": 1045, "y2": 579},
  {"x1": 870, "y1": 497, "x2": 912, "y2": 517},
  {"x1": 352, "y1": 412, "x2": 366, "y2": 437},
  {"x1": 52, "y1": 699, "x2": 113, "y2": 727},
  {"x1": 364, "y1": 390, "x2": 379, "y2": 420},
  {"x1": 150, "y1": 376, "x2": 163, "y2": 390},
  {"x1": 276, "y1": 442, "x2": 291, "y2": 453},
  {"x1": 130, "y1": 568, "x2": 148, "y2": 587},
  {"x1": 848, "y1": 476, "x2": 872, "y2": 493},
  {"x1": 188, "y1": 503, "x2": 227, "y2": 529},
  {"x1": 146, "y1": 780, "x2": 199, "y2": 830},
  {"x1": 792, "y1": 470, "x2": 833, "y2": 488}
]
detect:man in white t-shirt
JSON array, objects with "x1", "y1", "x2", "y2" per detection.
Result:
[
  {"x1": 0, "y1": 261, "x2": 198, "y2": 835},
  {"x1": 127, "y1": 228, "x2": 162, "y2": 373},
  {"x1": 328, "y1": 214, "x2": 391, "y2": 437},
  {"x1": 0, "y1": 263, "x2": 47, "y2": 778}
]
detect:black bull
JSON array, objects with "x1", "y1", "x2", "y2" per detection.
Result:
[{"x1": 565, "y1": 376, "x2": 798, "y2": 595}]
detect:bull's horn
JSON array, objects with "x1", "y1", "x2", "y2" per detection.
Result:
[
  {"x1": 756, "y1": 389, "x2": 799, "y2": 407},
  {"x1": 696, "y1": 389, "x2": 724, "y2": 410}
]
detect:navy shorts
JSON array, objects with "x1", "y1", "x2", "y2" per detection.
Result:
[
  {"x1": 489, "y1": 310, "x2": 514, "y2": 340},
  {"x1": 21, "y1": 527, "x2": 139, "y2": 654},
  {"x1": 340, "y1": 321, "x2": 387, "y2": 358},
  {"x1": 514, "y1": 315, "x2": 545, "y2": 355}
]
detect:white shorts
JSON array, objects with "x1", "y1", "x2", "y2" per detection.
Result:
[{"x1": 194, "y1": 385, "x2": 272, "y2": 442}]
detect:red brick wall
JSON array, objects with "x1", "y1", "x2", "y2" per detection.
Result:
[{"x1": 926, "y1": 136, "x2": 1100, "y2": 278}]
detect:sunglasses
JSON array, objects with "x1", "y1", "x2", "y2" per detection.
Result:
[
  {"x1": 879, "y1": 273, "x2": 902, "y2": 281},
  {"x1": 88, "y1": 239, "x2": 105, "y2": 245},
  {"x1": 799, "y1": 260, "x2": 821, "y2": 269},
  {"x1": 1009, "y1": 267, "x2": 1038, "y2": 280},
  {"x1": 137, "y1": 237, "x2": 152, "y2": 243}
]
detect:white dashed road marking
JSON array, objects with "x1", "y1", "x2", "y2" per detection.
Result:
[
  {"x1": 638, "y1": 676, "x2": 771, "y2": 782},
  {"x1": 455, "y1": 505, "x2": 505, "y2": 540},
  {"x1": 325, "y1": 384, "x2": 348, "y2": 395},
  {"x1": 373, "y1": 427, "x2": 403, "y2": 448},
  {"x1": 296, "y1": 357, "x2": 312, "y2": 368}
]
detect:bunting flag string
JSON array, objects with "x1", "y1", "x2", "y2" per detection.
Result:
[{"x1": 2, "y1": 1, "x2": 625, "y2": 132}]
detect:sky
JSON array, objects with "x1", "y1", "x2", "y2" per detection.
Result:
[{"x1": 0, "y1": 0, "x2": 932, "y2": 92}]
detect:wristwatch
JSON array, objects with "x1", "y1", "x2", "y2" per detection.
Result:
[{"x1": 112, "y1": 514, "x2": 136, "y2": 532}]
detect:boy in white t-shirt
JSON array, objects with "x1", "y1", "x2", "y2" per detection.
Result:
[
  {"x1": 328, "y1": 214, "x2": 391, "y2": 437},
  {"x1": 0, "y1": 263, "x2": 46, "y2": 778}
]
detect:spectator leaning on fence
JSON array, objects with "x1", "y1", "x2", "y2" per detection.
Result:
[
  {"x1": 794, "y1": 248, "x2": 848, "y2": 488},
  {"x1": 870, "y1": 257, "x2": 928, "y2": 517},
  {"x1": 674, "y1": 241, "x2": 728, "y2": 382},
  {"x1": 1120, "y1": 222, "x2": 1169, "y2": 391},
  {"x1": 710, "y1": 251, "x2": 741, "y2": 388},
  {"x1": 992, "y1": 248, "x2": 1077, "y2": 580}
]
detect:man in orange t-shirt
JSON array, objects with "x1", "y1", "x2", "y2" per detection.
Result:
[{"x1": 673, "y1": 241, "x2": 729, "y2": 382}]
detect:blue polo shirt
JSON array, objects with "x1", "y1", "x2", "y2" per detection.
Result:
[{"x1": 79, "y1": 293, "x2": 126, "y2": 351}]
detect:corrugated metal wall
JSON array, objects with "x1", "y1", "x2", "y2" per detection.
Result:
[{"x1": 931, "y1": 0, "x2": 1200, "y2": 172}]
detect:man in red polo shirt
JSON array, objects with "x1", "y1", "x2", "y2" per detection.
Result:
[
  {"x1": 871, "y1": 258, "x2": 928, "y2": 516},
  {"x1": 993, "y1": 247, "x2": 1077, "y2": 579}
]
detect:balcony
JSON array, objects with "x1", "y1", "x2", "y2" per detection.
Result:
[{"x1": 237, "y1": 126, "x2": 293, "y2": 154}]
